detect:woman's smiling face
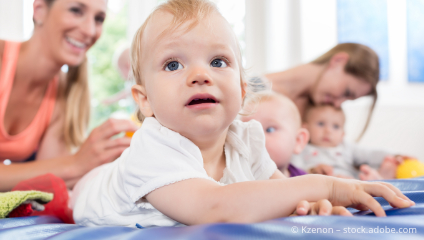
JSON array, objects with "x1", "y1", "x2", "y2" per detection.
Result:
[
  {"x1": 34, "y1": 0, "x2": 107, "y2": 66},
  {"x1": 313, "y1": 70, "x2": 372, "y2": 108}
]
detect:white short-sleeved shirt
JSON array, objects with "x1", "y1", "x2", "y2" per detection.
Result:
[{"x1": 72, "y1": 117, "x2": 277, "y2": 228}]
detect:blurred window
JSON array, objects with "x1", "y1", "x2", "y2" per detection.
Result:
[
  {"x1": 337, "y1": 0, "x2": 389, "y2": 80},
  {"x1": 407, "y1": 0, "x2": 424, "y2": 82},
  {"x1": 89, "y1": 0, "x2": 130, "y2": 128}
]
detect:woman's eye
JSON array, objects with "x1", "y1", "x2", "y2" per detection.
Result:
[
  {"x1": 95, "y1": 16, "x2": 105, "y2": 24},
  {"x1": 266, "y1": 127, "x2": 276, "y2": 133},
  {"x1": 211, "y1": 59, "x2": 227, "y2": 68},
  {"x1": 70, "y1": 7, "x2": 82, "y2": 15},
  {"x1": 344, "y1": 88, "x2": 352, "y2": 98},
  {"x1": 165, "y1": 61, "x2": 183, "y2": 71}
]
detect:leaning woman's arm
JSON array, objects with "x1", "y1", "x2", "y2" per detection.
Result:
[
  {"x1": 0, "y1": 101, "x2": 138, "y2": 191},
  {"x1": 0, "y1": 119, "x2": 137, "y2": 191},
  {"x1": 0, "y1": 153, "x2": 79, "y2": 191}
]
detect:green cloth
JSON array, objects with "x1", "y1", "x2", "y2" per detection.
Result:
[{"x1": 0, "y1": 191, "x2": 53, "y2": 218}]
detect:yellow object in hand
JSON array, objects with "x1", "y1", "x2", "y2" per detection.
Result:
[
  {"x1": 396, "y1": 159, "x2": 424, "y2": 179},
  {"x1": 125, "y1": 114, "x2": 142, "y2": 138},
  {"x1": 125, "y1": 131, "x2": 135, "y2": 138}
]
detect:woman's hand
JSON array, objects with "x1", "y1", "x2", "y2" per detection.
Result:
[
  {"x1": 328, "y1": 177, "x2": 414, "y2": 217},
  {"x1": 72, "y1": 118, "x2": 139, "y2": 176},
  {"x1": 292, "y1": 199, "x2": 352, "y2": 216}
]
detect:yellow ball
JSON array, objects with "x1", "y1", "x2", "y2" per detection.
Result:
[{"x1": 396, "y1": 159, "x2": 424, "y2": 179}]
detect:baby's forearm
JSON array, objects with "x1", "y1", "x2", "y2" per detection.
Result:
[{"x1": 211, "y1": 174, "x2": 332, "y2": 223}]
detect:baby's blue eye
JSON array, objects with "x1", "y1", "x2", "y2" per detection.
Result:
[
  {"x1": 333, "y1": 124, "x2": 340, "y2": 130},
  {"x1": 211, "y1": 59, "x2": 227, "y2": 68},
  {"x1": 317, "y1": 121, "x2": 325, "y2": 127},
  {"x1": 165, "y1": 61, "x2": 183, "y2": 71},
  {"x1": 266, "y1": 127, "x2": 276, "y2": 133}
]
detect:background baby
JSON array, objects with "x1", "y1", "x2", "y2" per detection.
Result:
[
  {"x1": 292, "y1": 105, "x2": 400, "y2": 180},
  {"x1": 240, "y1": 91, "x2": 309, "y2": 177}
]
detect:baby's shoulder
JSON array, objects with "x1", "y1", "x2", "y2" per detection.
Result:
[
  {"x1": 227, "y1": 120, "x2": 266, "y2": 158},
  {"x1": 229, "y1": 119, "x2": 264, "y2": 141}
]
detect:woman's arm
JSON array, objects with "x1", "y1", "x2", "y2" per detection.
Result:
[
  {"x1": 146, "y1": 174, "x2": 413, "y2": 225},
  {"x1": 0, "y1": 154, "x2": 78, "y2": 191},
  {"x1": 0, "y1": 118, "x2": 138, "y2": 191}
]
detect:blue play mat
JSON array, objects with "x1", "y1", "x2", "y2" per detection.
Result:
[{"x1": 2, "y1": 178, "x2": 424, "y2": 239}]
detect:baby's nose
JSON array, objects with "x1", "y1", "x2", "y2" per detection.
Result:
[{"x1": 187, "y1": 67, "x2": 213, "y2": 86}]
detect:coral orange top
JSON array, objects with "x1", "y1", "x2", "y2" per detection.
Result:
[{"x1": 0, "y1": 41, "x2": 58, "y2": 162}]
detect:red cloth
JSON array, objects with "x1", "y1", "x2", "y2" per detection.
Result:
[
  {"x1": 12, "y1": 173, "x2": 74, "y2": 223},
  {"x1": 8, "y1": 203, "x2": 33, "y2": 218}
]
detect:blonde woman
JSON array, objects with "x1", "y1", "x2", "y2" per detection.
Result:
[
  {"x1": 0, "y1": 0, "x2": 137, "y2": 191},
  {"x1": 266, "y1": 43, "x2": 379, "y2": 137}
]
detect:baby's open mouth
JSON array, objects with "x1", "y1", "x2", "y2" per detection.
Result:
[{"x1": 188, "y1": 98, "x2": 217, "y2": 105}]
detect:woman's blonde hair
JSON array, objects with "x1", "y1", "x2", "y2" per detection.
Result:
[
  {"x1": 44, "y1": 0, "x2": 90, "y2": 149},
  {"x1": 312, "y1": 43, "x2": 379, "y2": 140},
  {"x1": 130, "y1": 0, "x2": 245, "y2": 122}
]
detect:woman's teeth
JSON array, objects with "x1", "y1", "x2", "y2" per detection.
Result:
[{"x1": 66, "y1": 37, "x2": 86, "y2": 49}]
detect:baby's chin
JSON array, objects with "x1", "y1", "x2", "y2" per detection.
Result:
[
  {"x1": 171, "y1": 118, "x2": 231, "y2": 140},
  {"x1": 311, "y1": 141, "x2": 340, "y2": 148}
]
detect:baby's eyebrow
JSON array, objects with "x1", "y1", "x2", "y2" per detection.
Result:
[
  {"x1": 210, "y1": 43, "x2": 233, "y2": 50},
  {"x1": 160, "y1": 40, "x2": 233, "y2": 52}
]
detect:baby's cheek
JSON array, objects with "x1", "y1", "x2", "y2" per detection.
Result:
[{"x1": 265, "y1": 137, "x2": 289, "y2": 166}]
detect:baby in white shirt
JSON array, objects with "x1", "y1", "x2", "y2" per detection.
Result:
[
  {"x1": 71, "y1": 0, "x2": 413, "y2": 228},
  {"x1": 292, "y1": 104, "x2": 400, "y2": 180}
]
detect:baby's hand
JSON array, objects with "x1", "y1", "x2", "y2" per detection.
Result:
[
  {"x1": 378, "y1": 155, "x2": 408, "y2": 179},
  {"x1": 359, "y1": 164, "x2": 383, "y2": 181},
  {"x1": 291, "y1": 200, "x2": 352, "y2": 216},
  {"x1": 329, "y1": 177, "x2": 414, "y2": 216},
  {"x1": 310, "y1": 164, "x2": 334, "y2": 176}
]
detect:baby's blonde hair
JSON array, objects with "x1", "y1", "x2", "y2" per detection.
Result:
[
  {"x1": 242, "y1": 91, "x2": 302, "y2": 128},
  {"x1": 130, "y1": 0, "x2": 245, "y2": 122}
]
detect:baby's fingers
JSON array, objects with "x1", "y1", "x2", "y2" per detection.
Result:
[
  {"x1": 355, "y1": 191, "x2": 386, "y2": 217},
  {"x1": 364, "y1": 183, "x2": 412, "y2": 210},
  {"x1": 314, "y1": 199, "x2": 333, "y2": 216},
  {"x1": 295, "y1": 200, "x2": 311, "y2": 216},
  {"x1": 379, "y1": 182, "x2": 415, "y2": 206},
  {"x1": 331, "y1": 206, "x2": 353, "y2": 216}
]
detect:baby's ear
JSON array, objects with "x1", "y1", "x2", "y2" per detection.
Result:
[
  {"x1": 241, "y1": 81, "x2": 247, "y2": 99},
  {"x1": 294, "y1": 128, "x2": 310, "y2": 154},
  {"x1": 131, "y1": 85, "x2": 154, "y2": 118}
]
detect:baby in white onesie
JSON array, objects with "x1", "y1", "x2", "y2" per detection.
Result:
[
  {"x1": 291, "y1": 105, "x2": 400, "y2": 180},
  {"x1": 70, "y1": 0, "x2": 414, "y2": 228}
]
